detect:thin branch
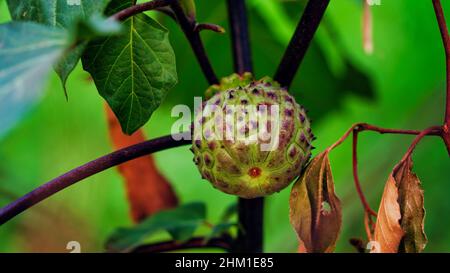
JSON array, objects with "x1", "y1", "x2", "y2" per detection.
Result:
[
  {"x1": 112, "y1": 0, "x2": 174, "y2": 21},
  {"x1": 327, "y1": 123, "x2": 442, "y2": 153},
  {"x1": 274, "y1": 0, "x2": 330, "y2": 88},
  {"x1": 170, "y1": 1, "x2": 219, "y2": 85},
  {"x1": 227, "y1": 0, "x2": 253, "y2": 74},
  {"x1": 131, "y1": 235, "x2": 234, "y2": 253},
  {"x1": 352, "y1": 130, "x2": 377, "y2": 217},
  {"x1": 432, "y1": 0, "x2": 450, "y2": 155},
  {"x1": 326, "y1": 123, "x2": 442, "y2": 222},
  {"x1": 394, "y1": 126, "x2": 443, "y2": 172},
  {"x1": 0, "y1": 133, "x2": 190, "y2": 225},
  {"x1": 194, "y1": 23, "x2": 226, "y2": 34}
]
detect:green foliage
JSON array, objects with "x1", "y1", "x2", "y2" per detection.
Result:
[
  {"x1": 0, "y1": 15, "x2": 122, "y2": 139},
  {"x1": 6, "y1": 0, "x2": 112, "y2": 92},
  {"x1": 1, "y1": 0, "x2": 450, "y2": 253},
  {"x1": 106, "y1": 203, "x2": 206, "y2": 252},
  {"x1": 82, "y1": 13, "x2": 177, "y2": 134},
  {"x1": 205, "y1": 203, "x2": 238, "y2": 242},
  {"x1": 0, "y1": 22, "x2": 67, "y2": 139}
]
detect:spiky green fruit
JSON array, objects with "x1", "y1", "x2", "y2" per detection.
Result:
[{"x1": 192, "y1": 77, "x2": 314, "y2": 198}]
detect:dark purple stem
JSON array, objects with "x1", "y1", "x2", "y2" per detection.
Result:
[
  {"x1": 226, "y1": 0, "x2": 263, "y2": 253},
  {"x1": 112, "y1": 0, "x2": 174, "y2": 21},
  {"x1": 0, "y1": 134, "x2": 190, "y2": 225},
  {"x1": 227, "y1": 0, "x2": 253, "y2": 74},
  {"x1": 170, "y1": 1, "x2": 219, "y2": 85},
  {"x1": 274, "y1": 0, "x2": 330, "y2": 88}
]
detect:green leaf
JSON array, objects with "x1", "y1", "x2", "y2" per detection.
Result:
[
  {"x1": 82, "y1": 14, "x2": 177, "y2": 135},
  {"x1": 0, "y1": 22, "x2": 67, "y2": 139},
  {"x1": 204, "y1": 203, "x2": 237, "y2": 242},
  {"x1": 7, "y1": 0, "x2": 111, "y2": 92},
  {"x1": 106, "y1": 203, "x2": 206, "y2": 252},
  {"x1": 206, "y1": 222, "x2": 236, "y2": 242},
  {"x1": 220, "y1": 202, "x2": 238, "y2": 222}
]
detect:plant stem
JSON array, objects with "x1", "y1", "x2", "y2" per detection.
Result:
[
  {"x1": 274, "y1": 0, "x2": 330, "y2": 88},
  {"x1": 227, "y1": 0, "x2": 253, "y2": 74},
  {"x1": 226, "y1": 0, "x2": 263, "y2": 253},
  {"x1": 170, "y1": 1, "x2": 219, "y2": 85},
  {"x1": 327, "y1": 123, "x2": 442, "y2": 220},
  {"x1": 130, "y1": 235, "x2": 234, "y2": 253},
  {"x1": 111, "y1": 0, "x2": 174, "y2": 21},
  {"x1": 432, "y1": 0, "x2": 450, "y2": 155},
  {"x1": 0, "y1": 134, "x2": 190, "y2": 225},
  {"x1": 395, "y1": 126, "x2": 443, "y2": 171},
  {"x1": 352, "y1": 130, "x2": 377, "y2": 217}
]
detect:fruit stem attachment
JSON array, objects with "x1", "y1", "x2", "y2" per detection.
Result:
[
  {"x1": 227, "y1": 0, "x2": 263, "y2": 253},
  {"x1": 274, "y1": 0, "x2": 330, "y2": 88},
  {"x1": 0, "y1": 134, "x2": 190, "y2": 226},
  {"x1": 227, "y1": 0, "x2": 253, "y2": 74},
  {"x1": 432, "y1": 0, "x2": 450, "y2": 155}
]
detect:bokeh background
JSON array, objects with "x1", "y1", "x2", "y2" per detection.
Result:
[{"x1": 1, "y1": 0, "x2": 450, "y2": 252}]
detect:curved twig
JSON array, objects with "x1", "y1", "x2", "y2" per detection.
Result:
[
  {"x1": 170, "y1": 1, "x2": 219, "y2": 85},
  {"x1": 352, "y1": 130, "x2": 377, "y2": 217},
  {"x1": 432, "y1": 0, "x2": 450, "y2": 155},
  {"x1": 0, "y1": 133, "x2": 191, "y2": 225},
  {"x1": 112, "y1": 0, "x2": 174, "y2": 21}
]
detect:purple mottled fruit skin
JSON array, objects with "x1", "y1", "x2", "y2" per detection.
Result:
[{"x1": 192, "y1": 80, "x2": 313, "y2": 199}]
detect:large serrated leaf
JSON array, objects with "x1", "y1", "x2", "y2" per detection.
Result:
[
  {"x1": 106, "y1": 203, "x2": 206, "y2": 252},
  {"x1": 6, "y1": 0, "x2": 111, "y2": 92},
  {"x1": 82, "y1": 14, "x2": 177, "y2": 135},
  {"x1": 0, "y1": 22, "x2": 67, "y2": 139}
]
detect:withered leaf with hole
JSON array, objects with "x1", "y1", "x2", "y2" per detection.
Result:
[
  {"x1": 289, "y1": 152, "x2": 342, "y2": 253},
  {"x1": 373, "y1": 158, "x2": 426, "y2": 253}
]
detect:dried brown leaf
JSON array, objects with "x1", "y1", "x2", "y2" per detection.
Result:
[
  {"x1": 105, "y1": 106, "x2": 178, "y2": 223},
  {"x1": 289, "y1": 152, "x2": 342, "y2": 253},
  {"x1": 373, "y1": 158, "x2": 426, "y2": 253},
  {"x1": 373, "y1": 173, "x2": 404, "y2": 253},
  {"x1": 397, "y1": 159, "x2": 427, "y2": 253}
]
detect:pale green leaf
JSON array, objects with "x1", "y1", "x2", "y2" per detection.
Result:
[
  {"x1": 7, "y1": 0, "x2": 112, "y2": 92},
  {"x1": 0, "y1": 22, "x2": 67, "y2": 139}
]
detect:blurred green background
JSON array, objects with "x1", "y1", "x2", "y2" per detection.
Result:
[{"x1": 1, "y1": 0, "x2": 450, "y2": 252}]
